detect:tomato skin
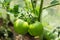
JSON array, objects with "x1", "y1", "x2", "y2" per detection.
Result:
[
  {"x1": 14, "y1": 19, "x2": 29, "y2": 35},
  {"x1": 28, "y1": 21, "x2": 43, "y2": 36}
]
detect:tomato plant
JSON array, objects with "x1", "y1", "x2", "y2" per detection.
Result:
[{"x1": 0, "y1": 0, "x2": 60, "y2": 40}]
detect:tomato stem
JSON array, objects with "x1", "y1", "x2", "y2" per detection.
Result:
[
  {"x1": 31, "y1": 0, "x2": 37, "y2": 14},
  {"x1": 38, "y1": 0, "x2": 44, "y2": 22},
  {"x1": 43, "y1": 3, "x2": 60, "y2": 10}
]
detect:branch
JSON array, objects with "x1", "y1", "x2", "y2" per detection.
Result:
[{"x1": 43, "y1": 3, "x2": 60, "y2": 10}]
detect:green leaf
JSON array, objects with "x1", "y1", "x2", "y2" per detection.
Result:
[
  {"x1": 9, "y1": 5, "x2": 19, "y2": 14},
  {"x1": 13, "y1": 5, "x2": 19, "y2": 14},
  {"x1": 51, "y1": 0, "x2": 59, "y2": 4}
]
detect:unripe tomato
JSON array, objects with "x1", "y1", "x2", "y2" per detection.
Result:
[
  {"x1": 28, "y1": 21, "x2": 43, "y2": 36},
  {"x1": 14, "y1": 19, "x2": 29, "y2": 35}
]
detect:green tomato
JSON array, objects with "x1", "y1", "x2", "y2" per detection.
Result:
[
  {"x1": 28, "y1": 21, "x2": 43, "y2": 36},
  {"x1": 14, "y1": 19, "x2": 29, "y2": 35}
]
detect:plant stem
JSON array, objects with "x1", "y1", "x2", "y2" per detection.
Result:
[
  {"x1": 31, "y1": 0, "x2": 37, "y2": 14},
  {"x1": 38, "y1": 0, "x2": 44, "y2": 22},
  {"x1": 43, "y1": 3, "x2": 60, "y2": 10}
]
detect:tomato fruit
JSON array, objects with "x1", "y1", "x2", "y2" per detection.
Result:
[
  {"x1": 14, "y1": 19, "x2": 29, "y2": 35},
  {"x1": 28, "y1": 21, "x2": 43, "y2": 36}
]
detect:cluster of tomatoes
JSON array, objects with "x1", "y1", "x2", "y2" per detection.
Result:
[{"x1": 14, "y1": 19, "x2": 43, "y2": 36}]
